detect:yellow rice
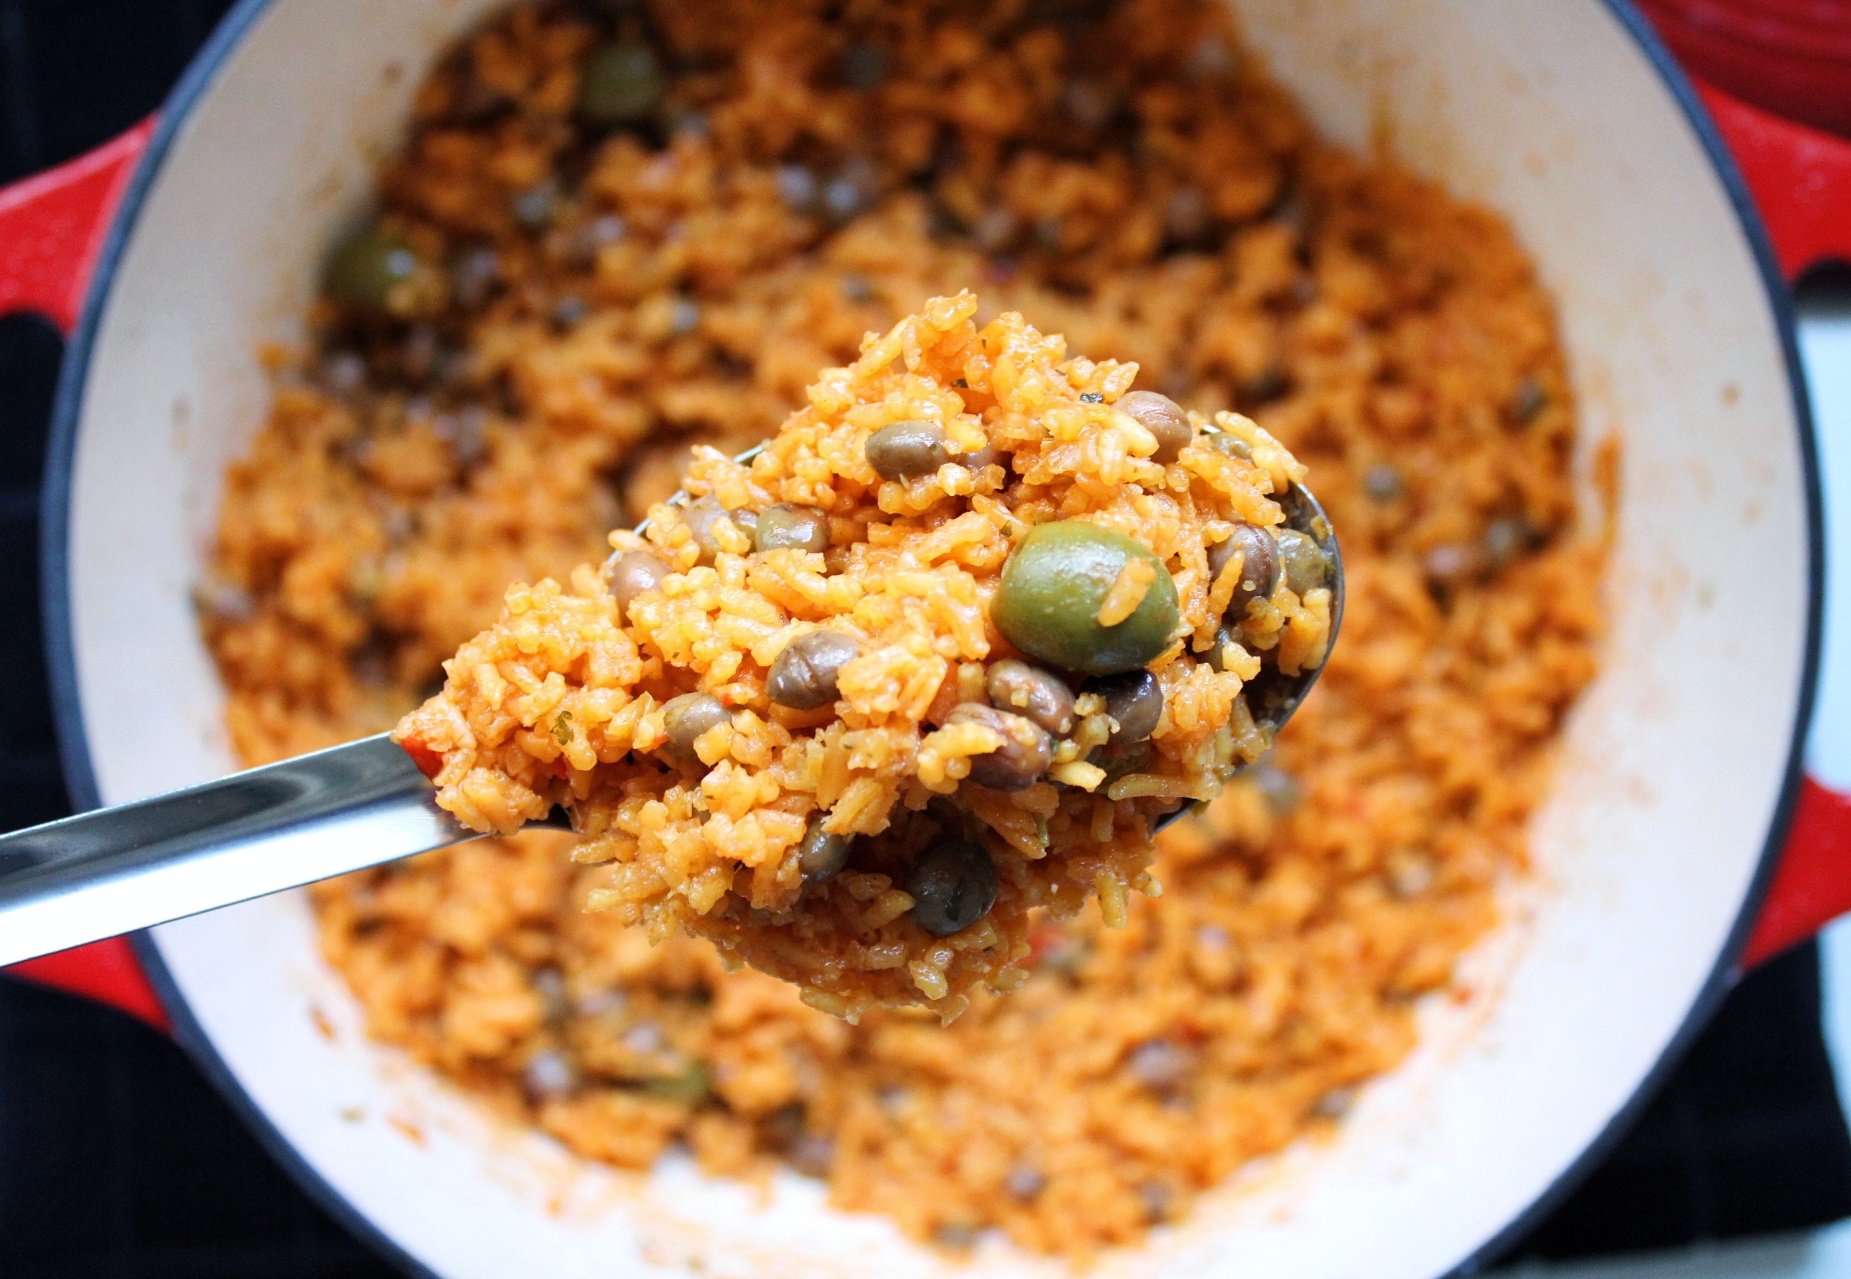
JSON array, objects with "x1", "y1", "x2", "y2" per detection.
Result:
[
  {"x1": 200, "y1": 0, "x2": 1608, "y2": 1259},
  {"x1": 395, "y1": 291, "x2": 1326, "y2": 1019}
]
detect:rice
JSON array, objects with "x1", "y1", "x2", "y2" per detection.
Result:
[
  {"x1": 201, "y1": 0, "x2": 1607, "y2": 1260},
  {"x1": 396, "y1": 291, "x2": 1327, "y2": 1018}
]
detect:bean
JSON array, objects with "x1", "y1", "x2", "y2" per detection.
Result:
[
  {"x1": 1207, "y1": 523, "x2": 1282, "y2": 612},
  {"x1": 1313, "y1": 1088, "x2": 1356, "y2": 1119},
  {"x1": 797, "y1": 814, "x2": 852, "y2": 886},
  {"x1": 776, "y1": 164, "x2": 821, "y2": 216},
  {"x1": 683, "y1": 497, "x2": 752, "y2": 564},
  {"x1": 788, "y1": 1132, "x2": 836, "y2": 1178},
  {"x1": 865, "y1": 420, "x2": 949, "y2": 479},
  {"x1": 1006, "y1": 1165, "x2": 1048, "y2": 1200},
  {"x1": 1207, "y1": 430, "x2": 1253, "y2": 460},
  {"x1": 662, "y1": 692, "x2": 729, "y2": 764},
  {"x1": 523, "y1": 1049, "x2": 581, "y2": 1101},
  {"x1": 1204, "y1": 625, "x2": 1241, "y2": 673},
  {"x1": 1510, "y1": 376, "x2": 1548, "y2": 425},
  {"x1": 1126, "y1": 1037, "x2": 1194, "y2": 1091},
  {"x1": 1093, "y1": 738, "x2": 1154, "y2": 782},
  {"x1": 1362, "y1": 461, "x2": 1404, "y2": 503},
  {"x1": 510, "y1": 180, "x2": 559, "y2": 230},
  {"x1": 549, "y1": 295, "x2": 589, "y2": 330},
  {"x1": 838, "y1": 42, "x2": 890, "y2": 90},
  {"x1": 984, "y1": 659, "x2": 1075, "y2": 736},
  {"x1": 1138, "y1": 1181, "x2": 1176, "y2": 1223},
  {"x1": 766, "y1": 630, "x2": 859, "y2": 710},
  {"x1": 753, "y1": 503, "x2": 830, "y2": 553},
  {"x1": 450, "y1": 245, "x2": 503, "y2": 309},
  {"x1": 945, "y1": 703, "x2": 1053, "y2": 791},
  {"x1": 956, "y1": 438, "x2": 1000, "y2": 473},
  {"x1": 1276, "y1": 526, "x2": 1331, "y2": 594},
  {"x1": 1114, "y1": 390, "x2": 1193, "y2": 463},
  {"x1": 1090, "y1": 669, "x2": 1163, "y2": 744},
  {"x1": 1482, "y1": 516, "x2": 1537, "y2": 569},
  {"x1": 605, "y1": 549, "x2": 669, "y2": 616},
  {"x1": 905, "y1": 840, "x2": 998, "y2": 937}
]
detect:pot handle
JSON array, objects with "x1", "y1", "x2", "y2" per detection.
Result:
[
  {"x1": 0, "y1": 122, "x2": 154, "y2": 332},
  {"x1": 0, "y1": 122, "x2": 169, "y2": 1031},
  {"x1": 1696, "y1": 81, "x2": 1851, "y2": 964}
]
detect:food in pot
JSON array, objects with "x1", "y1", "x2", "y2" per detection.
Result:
[
  {"x1": 201, "y1": 0, "x2": 1606, "y2": 1257},
  {"x1": 393, "y1": 292, "x2": 1331, "y2": 1019}
]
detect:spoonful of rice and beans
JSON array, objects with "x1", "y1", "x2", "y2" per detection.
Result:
[
  {"x1": 395, "y1": 292, "x2": 1341, "y2": 1019},
  {"x1": 0, "y1": 293, "x2": 1339, "y2": 1018}
]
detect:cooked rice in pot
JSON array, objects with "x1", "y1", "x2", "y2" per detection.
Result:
[{"x1": 201, "y1": 0, "x2": 1607, "y2": 1257}]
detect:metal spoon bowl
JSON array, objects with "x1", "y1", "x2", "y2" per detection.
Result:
[{"x1": 0, "y1": 446, "x2": 1342, "y2": 964}]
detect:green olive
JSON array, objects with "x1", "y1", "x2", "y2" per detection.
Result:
[
  {"x1": 580, "y1": 41, "x2": 665, "y2": 125},
  {"x1": 322, "y1": 227, "x2": 435, "y2": 316},
  {"x1": 990, "y1": 521, "x2": 1179, "y2": 676},
  {"x1": 639, "y1": 1058, "x2": 713, "y2": 1105}
]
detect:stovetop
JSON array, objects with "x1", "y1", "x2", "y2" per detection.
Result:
[{"x1": 1, "y1": 3, "x2": 1848, "y2": 1275}]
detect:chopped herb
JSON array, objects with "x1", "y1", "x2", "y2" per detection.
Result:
[
  {"x1": 1079, "y1": 391, "x2": 1104, "y2": 403},
  {"x1": 552, "y1": 711, "x2": 575, "y2": 745}
]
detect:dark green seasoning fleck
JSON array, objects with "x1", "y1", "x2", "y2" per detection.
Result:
[{"x1": 551, "y1": 712, "x2": 574, "y2": 745}]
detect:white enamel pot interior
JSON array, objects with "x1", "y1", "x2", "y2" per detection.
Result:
[{"x1": 46, "y1": 1, "x2": 1817, "y2": 1276}]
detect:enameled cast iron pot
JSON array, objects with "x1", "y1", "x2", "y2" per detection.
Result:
[{"x1": 3, "y1": 2, "x2": 1851, "y2": 1275}]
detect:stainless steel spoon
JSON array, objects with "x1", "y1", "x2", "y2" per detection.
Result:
[{"x1": 0, "y1": 457, "x2": 1342, "y2": 967}]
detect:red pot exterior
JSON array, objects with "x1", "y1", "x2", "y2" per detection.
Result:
[{"x1": 1639, "y1": 0, "x2": 1851, "y2": 140}]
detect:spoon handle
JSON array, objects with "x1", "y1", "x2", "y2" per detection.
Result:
[{"x1": 0, "y1": 734, "x2": 471, "y2": 966}]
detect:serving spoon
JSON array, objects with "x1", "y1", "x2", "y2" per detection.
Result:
[{"x1": 0, "y1": 460, "x2": 1342, "y2": 968}]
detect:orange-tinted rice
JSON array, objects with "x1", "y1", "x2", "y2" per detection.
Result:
[
  {"x1": 395, "y1": 291, "x2": 1328, "y2": 1019},
  {"x1": 200, "y1": 0, "x2": 1607, "y2": 1259}
]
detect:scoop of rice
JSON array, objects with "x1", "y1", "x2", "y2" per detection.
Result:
[{"x1": 395, "y1": 292, "x2": 1328, "y2": 1019}]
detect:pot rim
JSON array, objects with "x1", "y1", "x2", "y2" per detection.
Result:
[{"x1": 34, "y1": 1, "x2": 1827, "y2": 1275}]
